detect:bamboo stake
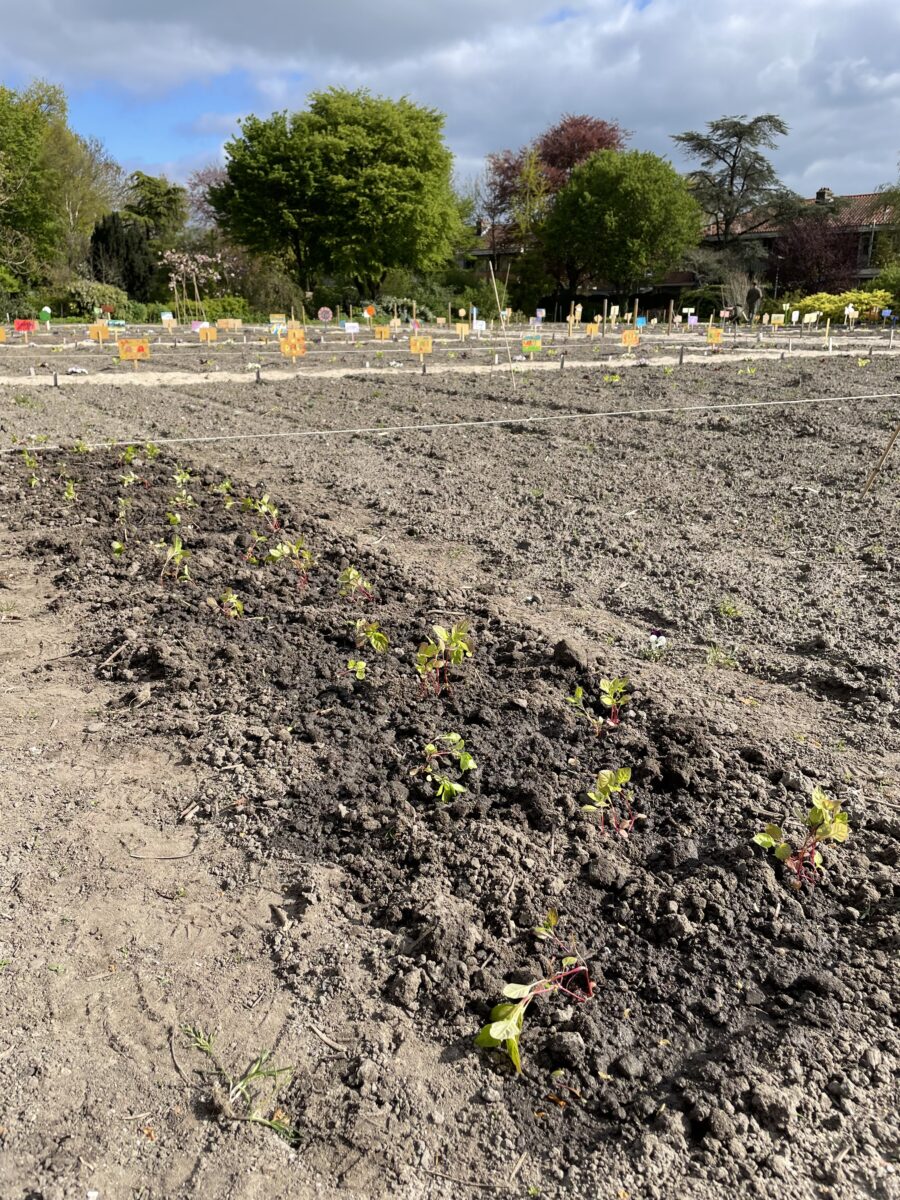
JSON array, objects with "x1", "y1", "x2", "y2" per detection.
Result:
[{"x1": 862, "y1": 420, "x2": 900, "y2": 494}]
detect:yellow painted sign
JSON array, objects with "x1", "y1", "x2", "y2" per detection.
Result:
[
  {"x1": 286, "y1": 319, "x2": 304, "y2": 330},
  {"x1": 269, "y1": 313, "x2": 287, "y2": 324},
  {"x1": 161, "y1": 317, "x2": 177, "y2": 329},
  {"x1": 707, "y1": 327, "x2": 723, "y2": 344},
  {"x1": 454, "y1": 323, "x2": 469, "y2": 338},
  {"x1": 216, "y1": 318, "x2": 242, "y2": 331},
  {"x1": 585, "y1": 323, "x2": 599, "y2": 336},
  {"x1": 0, "y1": 328, "x2": 6, "y2": 343},
  {"x1": 771, "y1": 314, "x2": 785, "y2": 326},
  {"x1": 199, "y1": 327, "x2": 218, "y2": 343},
  {"x1": 374, "y1": 326, "x2": 391, "y2": 341},
  {"x1": 117, "y1": 338, "x2": 150, "y2": 362},
  {"x1": 621, "y1": 330, "x2": 640, "y2": 348},
  {"x1": 280, "y1": 332, "x2": 307, "y2": 359},
  {"x1": 88, "y1": 323, "x2": 109, "y2": 342},
  {"x1": 409, "y1": 336, "x2": 433, "y2": 355}
]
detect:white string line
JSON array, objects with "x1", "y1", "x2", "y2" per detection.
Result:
[{"x1": 2, "y1": 390, "x2": 898, "y2": 456}]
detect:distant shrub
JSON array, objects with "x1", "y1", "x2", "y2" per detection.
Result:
[
  {"x1": 66, "y1": 279, "x2": 130, "y2": 317},
  {"x1": 797, "y1": 289, "x2": 892, "y2": 321}
]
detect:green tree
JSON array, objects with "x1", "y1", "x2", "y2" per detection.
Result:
[
  {"x1": 89, "y1": 212, "x2": 154, "y2": 299},
  {"x1": 672, "y1": 114, "x2": 798, "y2": 246},
  {"x1": 124, "y1": 171, "x2": 188, "y2": 247},
  {"x1": 210, "y1": 88, "x2": 462, "y2": 296},
  {"x1": 542, "y1": 150, "x2": 703, "y2": 294},
  {"x1": 0, "y1": 81, "x2": 67, "y2": 277}
]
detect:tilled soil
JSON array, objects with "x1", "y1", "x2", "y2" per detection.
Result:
[{"x1": 1, "y1": 356, "x2": 898, "y2": 1199}]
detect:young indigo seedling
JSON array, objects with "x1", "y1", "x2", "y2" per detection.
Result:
[
  {"x1": 207, "y1": 590, "x2": 244, "y2": 619},
  {"x1": 475, "y1": 911, "x2": 594, "y2": 1074},
  {"x1": 354, "y1": 619, "x2": 388, "y2": 653},
  {"x1": 416, "y1": 623, "x2": 473, "y2": 696},
  {"x1": 347, "y1": 658, "x2": 367, "y2": 681},
  {"x1": 157, "y1": 534, "x2": 191, "y2": 582},
  {"x1": 266, "y1": 538, "x2": 316, "y2": 589},
  {"x1": 582, "y1": 766, "x2": 639, "y2": 836},
  {"x1": 242, "y1": 493, "x2": 280, "y2": 532},
  {"x1": 62, "y1": 478, "x2": 77, "y2": 503},
  {"x1": 338, "y1": 565, "x2": 374, "y2": 601},
  {"x1": 567, "y1": 677, "x2": 631, "y2": 733},
  {"x1": 753, "y1": 786, "x2": 849, "y2": 887},
  {"x1": 413, "y1": 731, "x2": 477, "y2": 802}
]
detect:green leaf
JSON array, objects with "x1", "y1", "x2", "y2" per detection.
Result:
[
  {"x1": 764, "y1": 823, "x2": 783, "y2": 840},
  {"x1": 458, "y1": 751, "x2": 476, "y2": 772},
  {"x1": 753, "y1": 833, "x2": 775, "y2": 849},
  {"x1": 506, "y1": 1034, "x2": 522, "y2": 1074},
  {"x1": 561, "y1": 956, "x2": 577, "y2": 968},
  {"x1": 502, "y1": 982, "x2": 536, "y2": 999},
  {"x1": 488, "y1": 1003, "x2": 525, "y2": 1043},
  {"x1": 475, "y1": 1024, "x2": 501, "y2": 1049},
  {"x1": 774, "y1": 843, "x2": 791, "y2": 862}
]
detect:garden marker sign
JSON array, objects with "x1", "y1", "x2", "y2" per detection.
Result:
[
  {"x1": 374, "y1": 325, "x2": 391, "y2": 341},
  {"x1": 317, "y1": 307, "x2": 333, "y2": 323},
  {"x1": 454, "y1": 322, "x2": 469, "y2": 339},
  {"x1": 521, "y1": 336, "x2": 541, "y2": 354},
  {"x1": 88, "y1": 323, "x2": 109, "y2": 343},
  {"x1": 708, "y1": 327, "x2": 723, "y2": 345},
  {"x1": 14, "y1": 318, "x2": 36, "y2": 345},
  {"x1": 0, "y1": 328, "x2": 6, "y2": 343},
  {"x1": 409, "y1": 336, "x2": 433, "y2": 358},
  {"x1": 199, "y1": 327, "x2": 218, "y2": 343},
  {"x1": 621, "y1": 330, "x2": 640, "y2": 348},
  {"x1": 280, "y1": 331, "x2": 306, "y2": 363},
  {"x1": 118, "y1": 338, "x2": 150, "y2": 368}
]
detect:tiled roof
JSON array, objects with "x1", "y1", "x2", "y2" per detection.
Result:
[{"x1": 718, "y1": 193, "x2": 895, "y2": 238}]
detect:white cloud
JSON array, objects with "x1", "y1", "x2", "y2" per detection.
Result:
[{"x1": 1, "y1": 0, "x2": 898, "y2": 193}]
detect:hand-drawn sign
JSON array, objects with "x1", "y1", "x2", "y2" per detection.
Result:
[
  {"x1": 280, "y1": 331, "x2": 307, "y2": 360},
  {"x1": 621, "y1": 330, "x2": 640, "y2": 347},
  {"x1": 707, "y1": 327, "x2": 723, "y2": 344},
  {"x1": 317, "y1": 307, "x2": 333, "y2": 323},
  {"x1": 88, "y1": 323, "x2": 109, "y2": 342},
  {"x1": 118, "y1": 338, "x2": 150, "y2": 362},
  {"x1": 472, "y1": 319, "x2": 486, "y2": 332},
  {"x1": 374, "y1": 326, "x2": 391, "y2": 341},
  {"x1": 199, "y1": 327, "x2": 218, "y2": 343},
  {"x1": 409, "y1": 336, "x2": 433, "y2": 355},
  {"x1": 364, "y1": 305, "x2": 376, "y2": 317},
  {"x1": 269, "y1": 313, "x2": 287, "y2": 324},
  {"x1": 521, "y1": 337, "x2": 542, "y2": 354},
  {"x1": 14, "y1": 319, "x2": 37, "y2": 333},
  {"x1": 585, "y1": 323, "x2": 599, "y2": 336},
  {"x1": 344, "y1": 321, "x2": 360, "y2": 335}
]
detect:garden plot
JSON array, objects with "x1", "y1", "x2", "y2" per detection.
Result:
[{"x1": 0, "y1": 354, "x2": 898, "y2": 1200}]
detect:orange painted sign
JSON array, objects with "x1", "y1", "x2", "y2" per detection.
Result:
[
  {"x1": 199, "y1": 327, "x2": 218, "y2": 343},
  {"x1": 280, "y1": 332, "x2": 307, "y2": 359},
  {"x1": 409, "y1": 336, "x2": 433, "y2": 355},
  {"x1": 88, "y1": 323, "x2": 109, "y2": 342},
  {"x1": 621, "y1": 330, "x2": 640, "y2": 348},
  {"x1": 118, "y1": 338, "x2": 150, "y2": 361}
]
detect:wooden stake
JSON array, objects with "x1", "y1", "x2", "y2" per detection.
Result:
[
  {"x1": 632, "y1": 297, "x2": 639, "y2": 326},
  {"x1": 667, "y1": 299, "x2": 674, "y2": 335},
  {"x1": 602, "y1": 298, "x2": 608, "y2": 340},
  {"x1": 863, "y1": 419, "x2": 900, "y2": 494}
]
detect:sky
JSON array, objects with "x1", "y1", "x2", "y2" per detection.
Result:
[{"x1": 2, "y1": 0, "x2": 898, "y2": 197}]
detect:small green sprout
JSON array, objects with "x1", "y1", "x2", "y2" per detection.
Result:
[
  {"x1": 416, "y1": 622, "x2": 473, "y2": 696},
  {"x1": 119, "y1": 469, "x2": 139, "y2": 488},
  {"x1": 166, "y1": 511, "x2": 182, "y2": 526},
  {"x1": 347, "y1": 658, "x2": 367, "y2": 681},
  {"x1": 718, "y1": 597, "x2": 742, "y2": 619},
  {"x1": 414, "y1": 731, "x2": 477, "y2": 802},
  {"x1": 242, "y1": 492, "x2": 280, "y2": 531},
  {"x1": 567, "y1": 677, "x2": 630, "y2": 732},
  {"x1": 73, "y1": 438, "x2": 91, "y2": 454},
  {"x1": 207, "y1": 590, "x2": 244, "y2": 619},
  {"x1": 857, "y1": 358, "x2": 869, "y2": 368},
  {"x1": 475, "y1": 913, "x2": 593, "y2": 1074},
  {"x1": 21, "y1": 448, "x2": 38, "y2": 470},
  {"x1": 111, "y1": 540, "x2": 126, "y2": 558},
  {"x1": 169, "y1": 487, "x2": 196, "y2": 510},
  {"x1": 583, "y1": 766, "x2": 638, "y2": 836},
  {"x1": 144, "y1": 441, "x2": 160, "y2": 459},
  {"x1": 338, "y1": 565, "x2": 374, "y2": 601},
  {"x1": 62, "y1": 478, "x2": 77, "y2": 503},
  {"x1": 354, "y1": 619, "x2": 389, "y2": 653},
  {"x1": 602, "y1": 373, "x2": 621, "y2": 383},
  {"x1": 213, "y1": 478, "x2": 235, "y2": 508},
  {"x1": 121, "y1": 444, "x2": 138, "y2": 465},
  {"x1": 173, "y1": 464, "x2": 192, "y2": 488},
  {"x1": 706, "y1": 644, "x2": 738, "y2": 669},
  {"x1": 266, "y1": 538, "x2": 316, "y2": 588},
  {"x1": 753, "y1": 786, "x2": 849, "y2": 887},
  {"x1": 663, "y1": 366, "x2": 674, "y2": 377},
  {"x1": 244, "y1": 530, "x2": 268, "y2": 563},
  {"x1": 182, "y1": 1025, "x2": 297, "y2": 1144},
  {"x1": 28, "y1": 472, "x2": 39, "y2": 489},
  {"x1": 157, "y1": 533, "x2": 191, "y2": 581}
]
